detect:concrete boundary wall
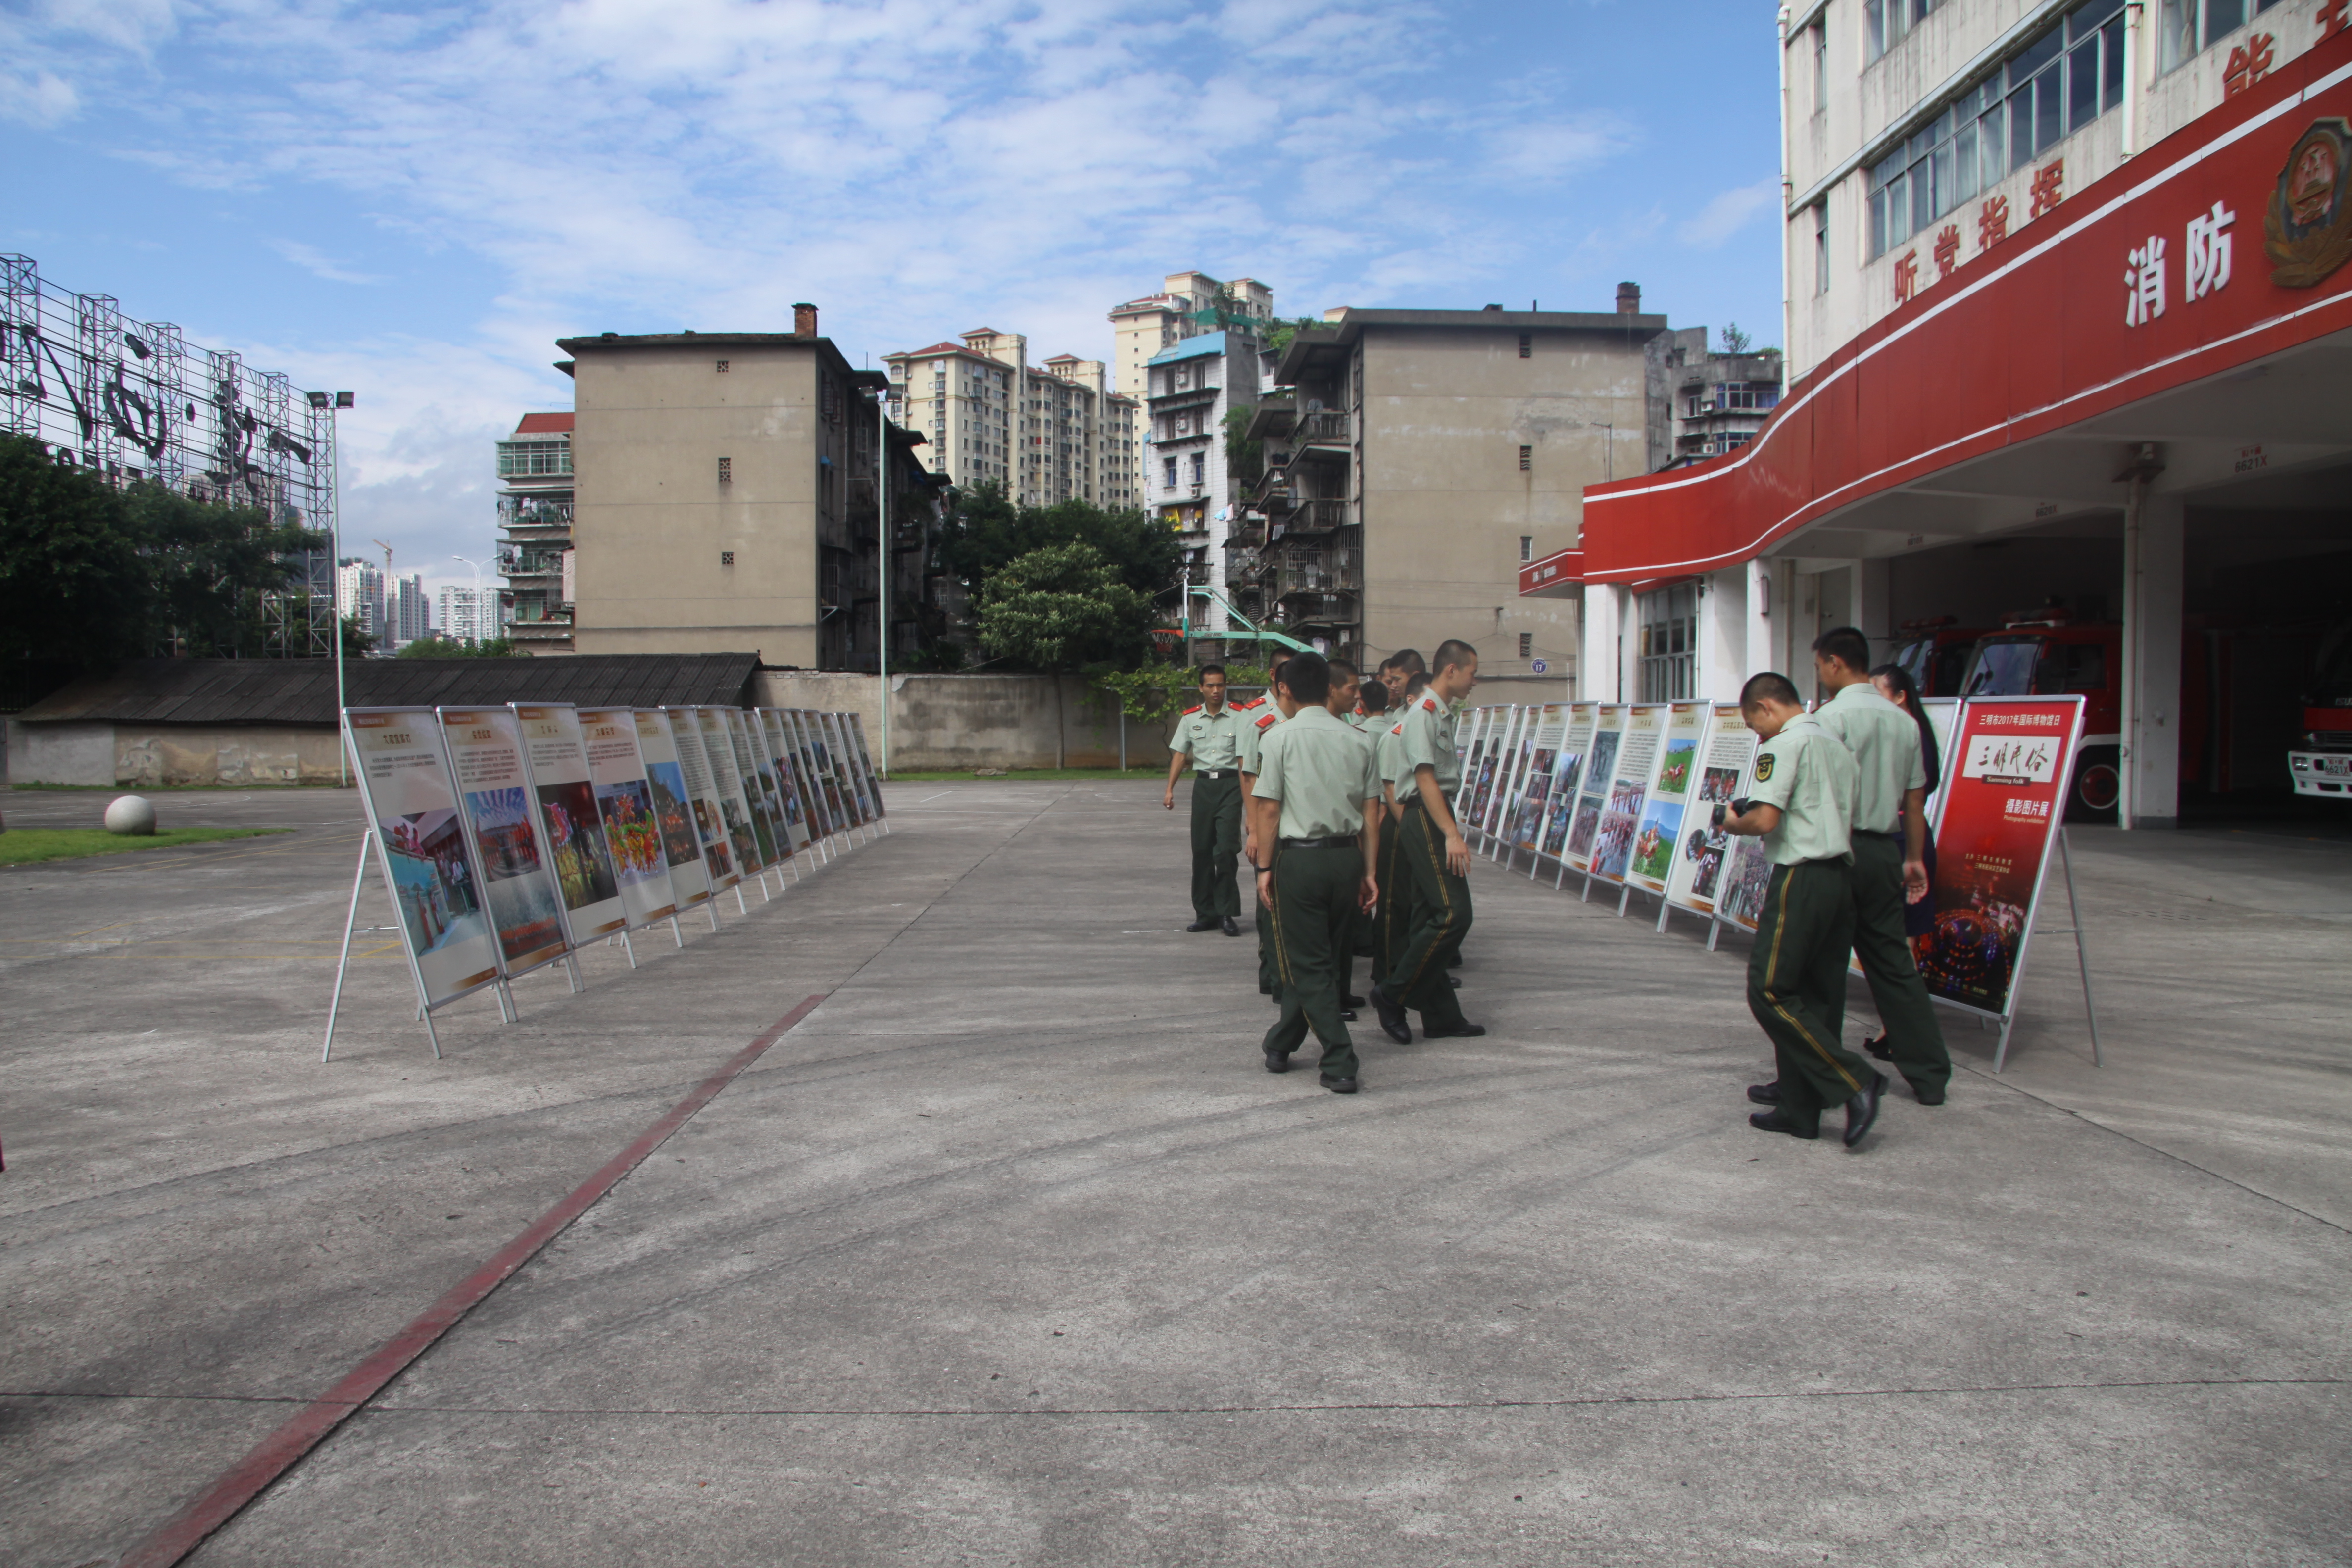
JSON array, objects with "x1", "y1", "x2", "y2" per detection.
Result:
[
  {"x1": 4, "y1": 721, "x2": 346, "y2": 787},
  {"x1": 753, "y1": 672, "x2": 1176, "y2": 772}
]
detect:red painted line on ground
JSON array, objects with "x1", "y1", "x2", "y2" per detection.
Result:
[{"x1": 116, "y1": 992, "x2": 831, "y2": 1568}]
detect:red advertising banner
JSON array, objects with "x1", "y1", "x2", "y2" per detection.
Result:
[{"x1": 1916, "y1": 697, "x2": 2086, "y2": 1019}]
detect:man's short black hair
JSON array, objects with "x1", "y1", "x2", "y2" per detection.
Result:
[
  {"x1": 1197, "y1": 663, "x2": 1226, "y2": 682},
  {"x1": 1741, "y1": 671, "x2": 1803, "y2": 709},
  {"x1": 1812, "y1": 626, "x2": 1871, "y2": 674},
  {"x1": 1360, "y1": 681, "x2": 1390, "y2": 715},
  {"x1": 1268, "y1": 647, "x2": 1294, "y2": 674},
  {"x1": 1389, "y1": 648, "x2": 1427, "y2": 677},
  {"x1": 1328, "y1": 658, "x2": 1357, "y2": 681},
  {"x1": 1279, "y1": 649, "x2": 1331, "y2": 704},
  {"x1": 1433, "y1": 638, "x2": 1478, "y2": 675}
]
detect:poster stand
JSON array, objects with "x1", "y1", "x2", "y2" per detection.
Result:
[{"x1": 1964, "y1": 827, "x2": 2101, "y2": 1072}]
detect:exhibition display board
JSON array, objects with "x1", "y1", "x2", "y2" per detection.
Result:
[
  {"x1": 1467, "y1": 706, "x2": 1519, "y2": 840},
  {"x1": 1452, "y1": 707, "x2": 1493, "y2": 824},
  {"x1": 325, "y1": 706, "x2": 880, "y2": 1060},
  {"x1": 1588, "y1": 703, "x2": 1668, "y2": 888},
  {"x1": 663, "y1": 706, "x2": 740, "y2": 889},
  {"x1": 821, "y1": 713, "x2": 870, "y2": 827},
  {"x1": 833, "y1": 712, "x2": 876, "y2": 826},
  {"x1": 803, "y1": 710, "x2": 852, "y2": 830},
  {"x1": 1921, "y1": 698, "x2": 1962, "y2": 828},
  {"x1": 756, "y1": 710, "x2": 815, "y2": 853},
  {"x1": 577, "y1": 706, "x2": 681, "y2": 930},
  {"x1": 847, "y1": 716, "x2": 887, "y2": 817},
  {"x1": 1505, "y1": 705, "x2": 1566, "y2": 860},
  {"x1": 1623, "y1": 701, "x2": 1709, "y2": 896},
  {"x1": 512, "y1": 703, "x2": 630, "y2": 942},
  {"x1": 1563, "y1": 705, "x2": 1627, "y2": 874},
  {"x1": 785, "y1": 711, "x2": 835, "y2": 839},
  {"x1": 1485, "y1": 705, "x2": 1537, "y2": 850},
  {"x1": 1915, "y1": 696, "x2": 2093, "y2": 1066},
  {"x1": 1664, "y1": 703, "x2": 1762, "y2": 923},
  {"x1": 438, "y1": 706, "x2": 573, "y2": 979},
  {"x1": 1533, "y1": 702, "x2": 1598, "y2": 871},
  {"x1": 696, "y1": 707, "x2": 766, "y2": 877},
  {"x1": 341, "y1": 708, "x2": 503, "y2": 1015},
  {"x1": 635, "y1": 708, "x2": 715, "y2": 908}
]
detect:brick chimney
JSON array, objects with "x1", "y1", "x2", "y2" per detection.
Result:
[
  {"x1": 1616, "y1": 281, "x2": 1641, "y2": 315},
  {"x1": 793, "y1": 302, "x2": 819, "y2": 337}
]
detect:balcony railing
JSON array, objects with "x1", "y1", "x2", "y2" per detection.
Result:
[
  {"x1": 1268, "y1": 547, "x2": 1362, "y2": 600},
  {"x1": 498, "y1": 499, "x2": 574, "y2": 529},
  {"x1": 1284, "y1": 497, "x2": 1351, "y2": 534},
  {"x1": 1296, "y1": 410, "x2": 1350, "y2": 445}
]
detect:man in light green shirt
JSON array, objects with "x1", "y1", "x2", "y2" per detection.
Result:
[
  {"x1": 1164, "y1": 663, "x2": 1247, "y2": 935},
  {"x1": 1719, "y1": 671, "x2": 1886, "y2": 1148},
  {"x1": 1812, "y1": 627, "x2": 1950, "y2": 1104},
  {"x1": 1240, "y1": 649, "x2": 1293, "y2": 999},
  {"x1": 1249, "y1": 650, "x2": 1382, "y2": 1092},
  {"x1": 1367, "y1": 639, "x2": 1482, "y2": 1045}
]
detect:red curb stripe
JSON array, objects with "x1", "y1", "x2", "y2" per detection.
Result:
[{"x1": 117, "y1": 992, "x2": 831, "y2": 1568}]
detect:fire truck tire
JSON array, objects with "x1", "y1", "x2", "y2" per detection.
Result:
[{"x1": 2070, "y1": 746, "x2": 2121, "y2": 820}]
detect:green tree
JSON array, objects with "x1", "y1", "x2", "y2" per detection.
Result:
[
  {"x1": 977, "y1": 542, "x2": 1150, "y2": 671},
  {"x1": 935, "y1": 482, "x2": 1179, "y2": 615},
  {"x1": 396, "y1": 634, "x2": 518, "y2": 658},
  {"x1": 1265, "y1": 316, "x2": 1326, "y2": 357},
  {"x1": 1223, "y1": 407, "x2": 1264, "y2": 487},
  {"x1": 0, "y1": 435, "x2": 146, "y2": 685},
  {"x1": 123, "y1": 484, "x2": 324, "y2": 657}
]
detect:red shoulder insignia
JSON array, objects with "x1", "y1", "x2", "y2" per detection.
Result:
[
  {"x1": 1255, "y1": 712, "x2": 1278, "y2": 730},
  {"x1": 1420, "y1": 695, "x2": 1439, "y2": 712},
  {"x1": 1181, "y1": 705, "x2": 1202, "y2": 716},
  {"x1": 1389, "y1": 722, "x2": 1405, "y2": 735}
]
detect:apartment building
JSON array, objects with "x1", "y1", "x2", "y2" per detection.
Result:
[
  {"x1": 387, "y1": 573, "x2": 430, "y2": 648},
  {"x1": 1141, "y1": 330, "x2": 1267, "y2": 636},
  {"x1": 334, "y1": 559, "x2": 385, "y2": 645},
  {"x1": 1542, "y1": 0, "x2": 2352, "y2": 825},
  {"x1": 1109, "y1": 272, "x2": 1274, "y2": 399},
  {"x1": 1231, "y1": 297, "x2": 1671, "y2": 685},
  {"x1": 884, "y1": 330, "x2": 1141, "y2": 508},
  {"x1": 495, "y1": 412, "x2": 576, "y2": 652},
  {"x1": 1657, "y1": 328, "x2": 1787, "y2": 466},
  {"x1": 560, "y1": 305, "x2": 944, "y2": 670},
  {"x1": 437, "y1": 584, "x2": 492, "y2": 646}
]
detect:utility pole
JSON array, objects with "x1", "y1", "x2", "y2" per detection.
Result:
[{"x1": 308, "y1": 390, "x2": 355, "y2": 784}]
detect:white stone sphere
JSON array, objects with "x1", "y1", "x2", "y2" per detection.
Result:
[{"x1": 105, "y1": 795, "x2": 158, "y2": 835}]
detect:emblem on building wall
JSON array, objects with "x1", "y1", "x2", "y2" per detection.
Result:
[{"x1": 2264, "y1": 118, "x2": 2352, "y2": 287}]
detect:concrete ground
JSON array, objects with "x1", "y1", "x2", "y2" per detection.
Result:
[{"x1": 0, "y1": 780, "x2": 2346, "y2": 1568}]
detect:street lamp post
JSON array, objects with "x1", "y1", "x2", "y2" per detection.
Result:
[
  {"x1": 875, "y1": 387, "x2": 891, "y2": 779},
  {"x1": 308, "y1": 390, "x2": 355, "y2": 785}
]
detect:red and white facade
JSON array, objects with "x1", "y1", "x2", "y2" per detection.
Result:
[{"x1": 1529, "y1": 0, "x2": 2352, "y2": 826}]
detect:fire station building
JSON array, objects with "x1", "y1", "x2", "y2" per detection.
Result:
[{"x1": 1527, "y1": 0, "x2": 2352, "y2": 826}]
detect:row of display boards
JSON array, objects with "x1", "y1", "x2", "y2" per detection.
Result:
[
  {"x1": 324, "y1": 704, "x2": 888, "y2": 1061},
  {"x1": 1440, "y1": 695, "x2": 2099, "y2": 1070}
]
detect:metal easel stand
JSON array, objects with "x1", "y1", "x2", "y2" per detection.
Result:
[
  {"x1": 1992, "y1": 827, "x2": 2103, "y2": 1073},
  {"x1": 322, "y1": 833, "x2": 441, "y2": 1063},
  {"x1": 1706, "y1": 913, "x2": 1724, "y2": 951}
]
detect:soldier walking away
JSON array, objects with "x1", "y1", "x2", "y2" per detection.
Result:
[
  {"x1": 1811, "y1": 629, "x2": 1952, "y2": 1105},
  {"x1": 1241, "y1": 649, "x2": 1295, "y2": 1000},
  {"x1": 1249, "y1": 651, "x2": 1384, "y2": 1094},
  {"x1": 1717, "y1": 673, "x2": 1888, "y2": 1148},
  {"x1": 1372, "y1": 666, "x2": 1422, "y2": 983},
  {"x1": 1327, "y1": 659, "x2": 1376, "y2": 1014},
  {"x1": 1367, "y1": 639, "x2": 1485, "y2": 1045},
  {"x1": 1165, "y1": 664, "x2": 1247, "y2": 935}
]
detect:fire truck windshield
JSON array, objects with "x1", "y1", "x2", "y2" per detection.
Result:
[
  {"x1": 1961, "y1": 638, "x2": 2040, "y2": 697},
  {"x1": 2311, "y1": 625, "x2": 2352, "y2": 705}
]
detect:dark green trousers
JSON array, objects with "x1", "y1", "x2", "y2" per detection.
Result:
[
  {"x1": 1380, "y1": 806, "x2": 1469, "y2": 1028},
  {"x1": 1189, "y1": 772, "x2": 1242, "y2": 922},
  {"x1": 1257, "y1": 838, "x2": 1281, "y2": 997},
  {"x1": 1371, "y1": 813, "x2": 1403, "y2": 977},
  {"x1": 1748, "y1": 859, "x2": 1871, "y2": 1135},
  {"x1": 1846, "y1": 832, "x2": 1951, "y2": 1097},
  {"x1": 1262, "y1": 845, "x2": 1362, "y2": 1078}
]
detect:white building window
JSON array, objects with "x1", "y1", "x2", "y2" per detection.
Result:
[
  {"x1": 1637, "y1": 583, "x2": 1699, "y2": 702},
  {"x1": 2160, "y1": 0, "x2": 2287, "y2": 70}
]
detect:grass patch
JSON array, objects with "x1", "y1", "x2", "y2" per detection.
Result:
[
  {"x1": 0, "y1": 827, "x2": 292, "y2": 865},
  {"x1": 880, "y1": 767, "x2": 1164, "y2": 783}
]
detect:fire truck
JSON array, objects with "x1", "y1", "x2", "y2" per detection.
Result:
[
  {"x1": 1886, "y1": 618, "x2": 1987, "y2": 697},
  {"x1": 1956, "y1": 610, "x2": 2122, "y2": 818},
  {"x1": 2289, "y1": 622, "x2": 2352, "y2": 799}
]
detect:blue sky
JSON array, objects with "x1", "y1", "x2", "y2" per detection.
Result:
[{"x1": 2, "y1": 0, "x2": 1786, "y2": 609}]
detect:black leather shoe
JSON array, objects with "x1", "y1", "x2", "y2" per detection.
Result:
[
  {"x1": 1750, "y1": 1109, "x2": 1818, "y2": 1139},
  {"x1": 1263, "y1": 1047, "x2": 1291, "y2": 1074},
  {"x1": 1747, "y1": 1081, "x2": 1780, "y2": 1105},
  {"x1": 1186, "y1": 918, "x2": 1218, "y2": 932},
  {"x1": 1320, "y1": 1074, "x2": 1359, "y2": 1094},
  {"x1": 1339, "y1": 1008, "x2": 1358, "y2": 1021},
  {"x1": 1844, "y1": 1072, "x2": 1888, "y2": 1148},
  {"x1": 1366, "y1": 983, "x2": 1412, "y2": 1044},
  {"x1": 1221, "y1": 916, "x2": 1240, "y2": 936},
  {"x1": 1342, "y1": 993, "x2": 1366, "y2": 1008},
  {"x1": 1913, "y1": 1085, "x2": 1947, "y2": 1107},
  {"x1": 1862, "y1": 1033, "x2": 1894, "y2": 1062},
  {"x1": 1422, "y1": 1021, "x2": 1486, "y2": 1039}
]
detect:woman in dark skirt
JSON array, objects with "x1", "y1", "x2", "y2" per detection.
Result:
[{"x1": 1869, "y1": 661, "x2": 1940, "y2": 942}]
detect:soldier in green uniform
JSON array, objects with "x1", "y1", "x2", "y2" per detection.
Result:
[
  {"x1": 1327, "y1": 660, "x2": 1377, "y2": 1011},
  {"x1": 1164, "y1": 663, "x2": 1247, "y2": 936},
  {"x1": 1240, "y1": 649, "x2": 1293, "y2": 999},
  {"x1": 1372, "y1": 669, "x2": 1421, "y2": 981},
  {"x1": 1811, "y1": 628, "x2": 1951, "y2": 1104},
  {"x1": 1718, "y1": 672, "x2": 1888, "y2": 1148},
  {"x1": 1367, "y1": 639, "x2": 1485, "y2": 1044},
  {"x1": 1250, "y1": 650, "x2": 1384, "y2": 1094}
]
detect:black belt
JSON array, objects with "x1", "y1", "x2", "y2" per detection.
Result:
[
  {"x1": 1279, "y1": 834, "x2": 1359, "y2": 850},
  {"x1": 1852, "y1": 828, "x2": 1899, "y2": 839},
  {"x1": 1196, "y1": 768, "x2": 1234, "y2": 779}
]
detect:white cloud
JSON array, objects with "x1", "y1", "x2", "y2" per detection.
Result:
[
  {"x1": 1678, "y1": 178, "x2": 1780, "y2": 249},
  {"x1": 268, "y1": 240, "x2": 387, "y2": 286},
  {"x1": 0, "y1": 68, "x2": 79, "y2": 126}
]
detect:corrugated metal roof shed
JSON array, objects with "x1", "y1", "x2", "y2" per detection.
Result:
[{"x1": 16, "y1": 655, "x2": 762, "y2": 726}]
